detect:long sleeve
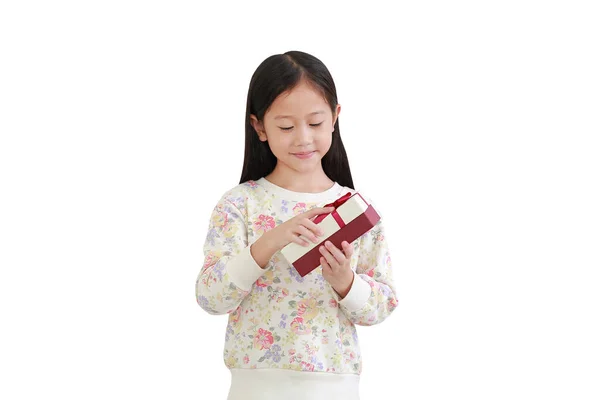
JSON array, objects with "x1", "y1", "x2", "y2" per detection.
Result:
[
  {"x1": 335, "y1": 218, "x2": 398, "y2": 325},
  {"x1": 195, "y1": 195, "x2": 267, "y2": 315}
]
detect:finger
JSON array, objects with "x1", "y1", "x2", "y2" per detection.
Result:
[
  {"x1": 289, "y1": 232, "x2": 310, "y2": 246},
  {"x1": 341, "y1": 241, "x2": 354, "y2": 257},
  {"x1": 324, "y1": 241, "x2": 347, "y2": 264},
  {"x1": 320, "y1": 256, "x2": 329, "y2": 268},
  {"x1": 299, "y1": 217, "x2": 325, "y2": 238},
  {"x1": 307, "y1": 206, "x2": 335, "y2": 216},
  {"x1": 319, "y1": 244, "x2": 339, "y2": 269},
  {"x1": 320, "y1": 256, "x2": 332, "y2": 275},
  {"x1": 307, "y1": 206, "x2": 335, "y2": 220},
  {"x1": 296, "y1": 223, "x2": 320, "y2": 243}
]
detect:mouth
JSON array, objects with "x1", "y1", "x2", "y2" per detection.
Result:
[{"x1": 291, "y1": 151, "x2": 316, "y2": 159}]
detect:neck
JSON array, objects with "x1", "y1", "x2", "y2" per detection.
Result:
[{"x1": 266, "y1": 163, "x2": 334, "y2": 193}]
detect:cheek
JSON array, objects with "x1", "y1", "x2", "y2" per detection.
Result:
[
  {"x1": 315, "y1": 127, "x2": 333, "y2": 146},
  {"x1": 267, "y1": 134, "x2": 291, "y2": 153},
  {"x1": 318, "y1": 137, "x2": 332, "y2": 150},
  {"x1": 273, "y1": 134, "x2": 292, "y2": 146}
]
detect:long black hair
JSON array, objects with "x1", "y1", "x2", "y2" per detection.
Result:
[{"x1": 239, "y1": 51, "x2": 354, "y2": 189}]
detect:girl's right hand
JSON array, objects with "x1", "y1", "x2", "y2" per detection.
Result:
[{"x1": 267, "y1": 206, "x2": 335, "y2": 251}]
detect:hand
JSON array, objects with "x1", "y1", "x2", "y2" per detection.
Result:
[
  {"x1": 319, "y1": 240, "x2": 354, "y2": 299},
  {"x1": 264, "y1": 206, "x2": 336, "y2": 251}
]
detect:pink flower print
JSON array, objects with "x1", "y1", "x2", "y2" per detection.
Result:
[
  {"x1": 292, "y1": 202, "x2": 307, "y2": 215},
  {"x1": 255, "y1": 278, "x2": 269, "y2": 288},
  {"x1": 288, "y1": 349, "x2": 296, "y2": 355},
  {"x1": 301, "y1": 361, "x2": 315, "y2": 371},
  {"x1": 328, "y1": 299, "x2": 338, "y2": 308},
  {"x1": 202, "y1": 254, "x2": 218, "y2": 271},
  {"x1": 304, "y1": 342, "x2": 316, "y2": 355},
  {"x1": 253, "y1": 328, "x2": 274, "y2": 350},
  {"x1": 243, "y1": 355, "x2": 250, "y2": 364},
  {"x1": 276, "y1": 288, "x2": 289, "y2": 303},
  {"x1": 253, "y1": 214, "x2": 275, "y2": 235},
  {"x1": 256, "y1": 270, "x2": 274, "y2": 288},
  {"x1": 290, "y1": 317, "x2": 311, "y2": 335},
  {"x1": 297, "y1": 302, "x2": 307, "y2": 317},
  {"x1": 366, "y1": 269, "x2": 375, "y2": 278},
  {"x1": 248, "y1": 181, "x2": 258, "y2": 188},
  {"x1": 344, "y1": 349, "x2": 356, "y2": 360}
]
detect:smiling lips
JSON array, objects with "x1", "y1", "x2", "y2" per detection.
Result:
[{"x1": 292, "y1": 151, "x2": 315, "y2": 159}]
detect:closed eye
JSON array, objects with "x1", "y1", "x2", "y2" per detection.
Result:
[{"x1": 278, "y1": 122, "x2": 323, "y2": 131}]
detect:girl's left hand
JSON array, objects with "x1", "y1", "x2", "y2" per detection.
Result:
[{"x1": 319, "y1": 240, "x2": 354, "y2": 299}]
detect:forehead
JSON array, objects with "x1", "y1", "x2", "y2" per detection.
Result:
[{"x1": 266, "y1": 80, "x2": 330, "y2": 118}]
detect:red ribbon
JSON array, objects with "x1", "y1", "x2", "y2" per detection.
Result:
[{"x1": 313, "y1": 192, "x2": 353, "y2": 225}]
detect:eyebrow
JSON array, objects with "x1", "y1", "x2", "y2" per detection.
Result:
[{"x1": 274, "y1": 111, "x2": 326, "y2": 120}]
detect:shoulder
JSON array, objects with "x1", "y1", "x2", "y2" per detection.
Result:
[{"x1": 214, "y1": 180, "x2": 269, "y2": 215}]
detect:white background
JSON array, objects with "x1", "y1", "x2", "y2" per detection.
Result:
[{"x1": 1, "y1": 1, "x2": 599, "y2": 399}]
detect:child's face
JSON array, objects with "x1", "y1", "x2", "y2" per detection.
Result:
[{"x1": 251, "y1": 79, "x2": 340, "y2": 175}]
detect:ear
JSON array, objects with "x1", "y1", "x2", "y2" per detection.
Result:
[
  {"x1": 332, "y1": 104, "x2": 341, "y2": 131},
  {"x1": 250, "y1": 114, "x2": 267, "y2": 142}
]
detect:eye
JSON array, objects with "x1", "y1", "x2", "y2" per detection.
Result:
[
  {"x1": 279, "y1": 126, "x2": 293, "y2": 131},
  {"x1": 310, "y1": 122, "x2": 324, "y2": 127}
]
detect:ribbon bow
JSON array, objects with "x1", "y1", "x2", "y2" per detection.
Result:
[{"x1": 313, "y1": 192, "x2": 353, "y2": 225}]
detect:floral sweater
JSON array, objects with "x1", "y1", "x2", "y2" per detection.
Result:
[{"x1": 195, "y1": 177, "x2": 398, "y2": 375}]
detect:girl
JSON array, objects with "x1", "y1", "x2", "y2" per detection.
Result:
[{"x1": 196, "y1": 51, "x2": 397, "y2": 400}]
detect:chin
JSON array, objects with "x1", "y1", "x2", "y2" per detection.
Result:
[{"x1": 286, "y1": 159, "x2": 318, "y2": 171}]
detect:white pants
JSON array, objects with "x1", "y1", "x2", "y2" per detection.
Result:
[{"x1": 227, "y1": 368, "x2": 361, "y2": 400}]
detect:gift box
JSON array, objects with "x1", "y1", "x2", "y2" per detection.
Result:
[{"x1": 280, "y1": 192, "x2": 381, "y2": 277}]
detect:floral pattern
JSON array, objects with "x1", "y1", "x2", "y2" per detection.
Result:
[
  {"x1": 196, "y1": 180, "x2": 397, "y2": 374},
  {"x1": 253, "y1": 214, "x2": 276, "y2": 235},
  {"x1": 253, "y1": 328, "x2": 274, "y2": 350}
]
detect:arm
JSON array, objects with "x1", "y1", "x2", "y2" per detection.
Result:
[
  {"x1": 195, "y1": 196, "x2": 270, "y2": 315},
  {"x1": 335, "y1": 219, "x2": 398, "y2": 325}
]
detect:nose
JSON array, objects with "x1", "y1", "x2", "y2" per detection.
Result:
[{"x1": 293, "y1": 124, "x2": 312, "y2": 147}]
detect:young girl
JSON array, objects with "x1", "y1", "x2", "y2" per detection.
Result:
[{"x1": 196, "y1": 51, "x2": 397, "y2": 400}]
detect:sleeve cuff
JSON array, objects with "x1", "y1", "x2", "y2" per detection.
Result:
[
  {"x1": 225, "y1": 246, "x2": 268, "y2": 291},
  {"x1": 337, "y1": 271, "x2": 372, "y2": 312}
]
